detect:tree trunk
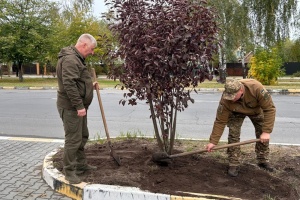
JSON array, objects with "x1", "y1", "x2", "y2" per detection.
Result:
[
  {"x1": 168, "y1": 102, "x2": 178, "y2": 155},
  {"x1": 149, "y1": 100, "x2": 164, "y2": 151},
  {"x1": 218, "y1": 44, "x2": 226, "y2": 84},
  {"x1": 18, "y1": 63, "x2": 23, "y2": 82},
  {"x1": 0, "y1": 64, "x2": 2, "y2": 79}
]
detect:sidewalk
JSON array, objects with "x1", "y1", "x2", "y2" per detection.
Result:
[{"x1": 0, "y1": 137, "x2": 71, "y2": 200}]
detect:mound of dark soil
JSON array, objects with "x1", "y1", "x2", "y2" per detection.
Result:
[{"x1": 52, "y1": 138, "x2": 300, "y2": 200}]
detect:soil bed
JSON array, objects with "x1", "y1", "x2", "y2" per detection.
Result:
[{"x1": 52, "y1": 138, "x2": 300, "y2": 200}]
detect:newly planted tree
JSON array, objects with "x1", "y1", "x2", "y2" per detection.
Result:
[{"x1": 105, "y1": 0, "x2": 219, "y2": 154}]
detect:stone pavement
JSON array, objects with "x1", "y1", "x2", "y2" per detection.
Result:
[{"x1": 0, "y1": 137, "x2": 72, "y2": 200}]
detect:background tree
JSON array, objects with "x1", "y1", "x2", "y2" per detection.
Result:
[
  {"x1": 45, "y1": 0, "x2": 116, "y2": 75},
  {"x1": 205, "y1": 0, "x2": 298, "y2": 82},
  {"x1": 92, "y1": 19, "x2": 120, "y2": 75},
  {"x1": 0, "y1": 0, "x2": 59, "y2": 81},
  {"x1": 242, "y1": 0, "x2": 298, "y2": 47},
  {"x1": 105, "y1": 0, "x2": 219, "y2": 153},
  {"x1": 248, "y1": 47, "x2": 284, "y2": 85},
  {"x1": 288, "y1": 39, "x2": 300, "y2": 62},
  {"x1": 276, "y1": 39, "x2": 300, "y2": 63},
  {"x1": 207, "y1": 0, "x2": 252, "y2": 83},
  {"x1": 243, "y1": 0, "x2": 298, "y2": 82},
  {"x1": 46, "y1": 0, "x2": 96, "y2": 61},
  {"x1": 0, "y1": 0, "x2": 106, "y2": 78}
]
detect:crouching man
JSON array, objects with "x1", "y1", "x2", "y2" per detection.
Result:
[{"x1": 206, "y1": 79, "x2": 276, "y2": 177}]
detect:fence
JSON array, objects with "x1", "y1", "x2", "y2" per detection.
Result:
[{"x1": 226, "y1": 62, "x2": 300, "y2": 76}]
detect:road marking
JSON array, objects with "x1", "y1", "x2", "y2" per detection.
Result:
[{"x1": 0, "y1": 136, "x2": 64, "y2": 143}]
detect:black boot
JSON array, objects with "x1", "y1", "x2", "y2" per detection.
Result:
[
  {"x1": 228, "y1": 166, "x2": 239, "y2": 177},
  {"x1": 76, "y1": 164, "x2": 97, "y2": 175},
  {"x1": 64, "y1": 169, "x2": 82, "y2": 184},
  {"x1": 258, "y1": 163, "x2": 274, "y2": 172}
]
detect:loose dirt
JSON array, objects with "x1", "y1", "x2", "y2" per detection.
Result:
[{"x1": 52, "y1": 138, "x2": 300, "y2": 200}]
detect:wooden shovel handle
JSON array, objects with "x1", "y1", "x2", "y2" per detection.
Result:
[
  {"x1": 91, "y1": 68, "x2": 110, "y2": 141},
  {"x1": 170, "y1": 139, "x2": 261, "y2": 158}
]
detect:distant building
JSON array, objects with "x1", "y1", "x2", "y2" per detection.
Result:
[{"x1": 227, "y1": 47, "x2": 253, "y2": 76}]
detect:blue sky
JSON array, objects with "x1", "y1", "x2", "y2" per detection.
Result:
[{"x1": 92, "y1": 1, "x2": 109, "y2": 17}]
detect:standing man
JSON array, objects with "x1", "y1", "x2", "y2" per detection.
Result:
[
  {"x1": 206, "y1": 79, "x2": 276, "y2": 177},
  {"x1": 56, "y1": 33, "x2": 97, "y2": 184}
]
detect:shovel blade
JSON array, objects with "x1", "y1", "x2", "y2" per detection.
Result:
[
  {"x1": 152, "y1": 151, "x2": 170, "y2": 161},
  {"x1": 107, "y1": 141, "x2": 121, "y2": 166},
  {"x1": 110, "y1": 149, "x2": 121, "y2": 166}
]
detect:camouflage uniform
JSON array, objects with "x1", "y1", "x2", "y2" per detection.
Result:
[{"x1": 209, "y1": 79, "x2": 276, "y2": 167}]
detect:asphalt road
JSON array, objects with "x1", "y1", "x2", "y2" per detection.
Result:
[{"x1": 0, "y1": 89, "x2": 299, "y2": 145}]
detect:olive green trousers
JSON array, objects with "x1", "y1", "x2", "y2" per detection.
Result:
[{"x1": 57, "y1": 106, "x2": 89, "y2": 171}]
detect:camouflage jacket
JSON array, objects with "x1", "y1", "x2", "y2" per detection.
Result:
[{"x1": 209, "y1": 79, "x2": 276, "y2": 145}]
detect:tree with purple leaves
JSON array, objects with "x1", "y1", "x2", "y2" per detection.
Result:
[{"x1": 105, "y1": 0, "x2": 219, "y2": 153}]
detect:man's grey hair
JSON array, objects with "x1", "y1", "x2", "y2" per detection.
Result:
[{"x1": 77, "y1": 33, "x2": 97, "y2": 47}]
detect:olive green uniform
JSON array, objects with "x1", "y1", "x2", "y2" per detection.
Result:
[
  {"x1": 210, "y1": 79, "x2": 276, "y2": 166},
  {"x1": 56, "y1": 46, "x2": 94, "y2": 172}
]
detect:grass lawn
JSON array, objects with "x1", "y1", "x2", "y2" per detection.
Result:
[
  {"x1": 1, "y1": 75, "x2": 300, "y2": 89},
  {"x1": 0, "y1": 76, "x2": 121, "y2": 89},
  {"x1": 199, "y1": 78, "x2": 300, "y2": 89}
]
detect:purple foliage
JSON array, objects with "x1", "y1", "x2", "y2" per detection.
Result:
[{"x1": 105, "y1": 0, "x2": 219, "y2": 149}]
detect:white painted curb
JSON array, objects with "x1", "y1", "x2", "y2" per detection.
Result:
[{"x1": 84, "y1": 184, "x2": 169, "y2": 200}]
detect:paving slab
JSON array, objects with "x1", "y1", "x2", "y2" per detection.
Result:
[{"x1": 0, "y1": 137, "x2": 71, "y2": 200}]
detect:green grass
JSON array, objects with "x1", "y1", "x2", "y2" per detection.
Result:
[
  {"x1": 118, "y1": 129, "x2": 146, "y2": 138},
  {"x1": 1, "y1": 75, "x2": 300, "y2": 89},
  {"x1": 197, "y1": 78, "x2": 300, "y2": 89},
  {"x1": 0, "y1": 76, "x2": 121, "y2": 88}
]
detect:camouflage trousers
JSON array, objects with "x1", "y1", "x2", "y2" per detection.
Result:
[{"x1": 227, "y1": 112, "x2": 269, "y2": 166}]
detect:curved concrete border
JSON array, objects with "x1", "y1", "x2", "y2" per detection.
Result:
[{"x1": 42, "y1": 148, "x2": 241, "y2": 200}]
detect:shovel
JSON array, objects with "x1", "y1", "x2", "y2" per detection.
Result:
[
  {"x1": 92, "y1": 68, "x2": 121, "y2": 166},
  {"x1": 152, "y1": 138, "x2": 260, "y2": 163}
]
